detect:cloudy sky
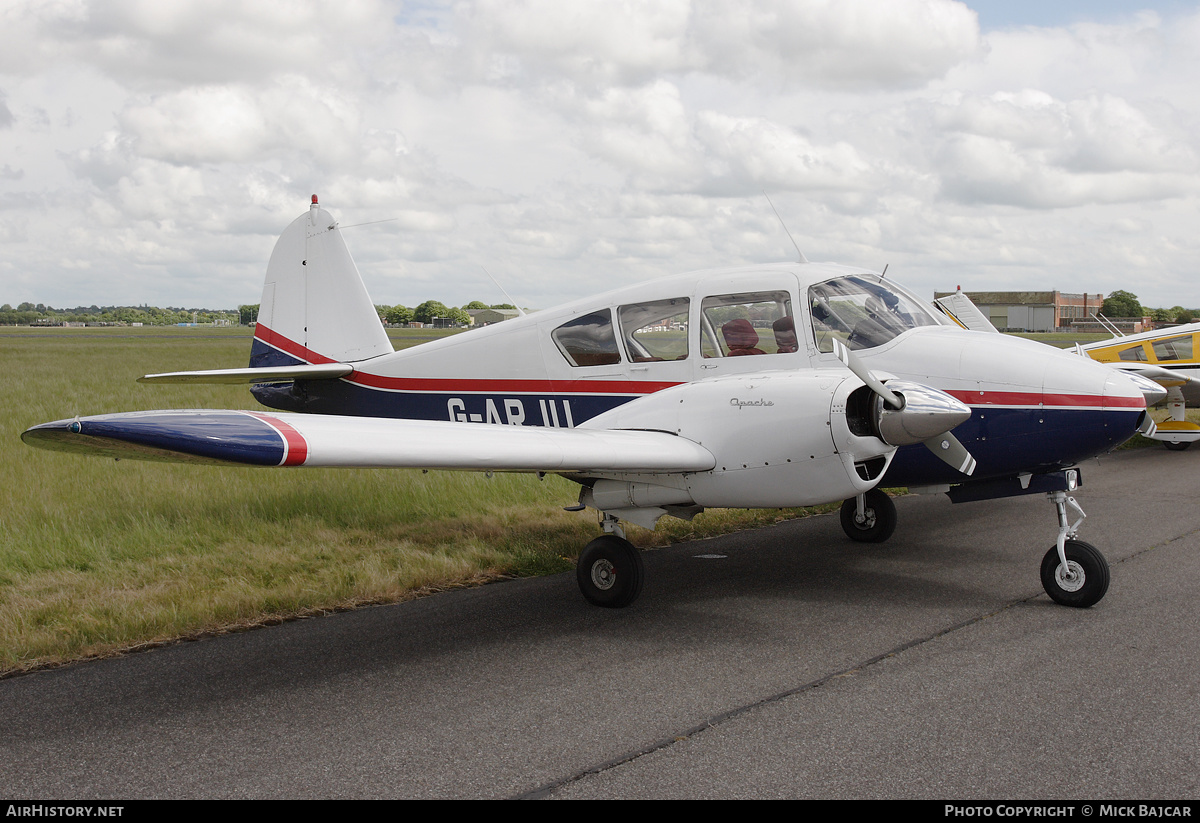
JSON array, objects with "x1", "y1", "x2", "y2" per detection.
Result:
[{"x1": 2, "y1": 0, "x2": 1198, "y2": 312}]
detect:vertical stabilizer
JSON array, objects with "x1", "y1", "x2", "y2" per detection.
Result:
[{"x1": 251, "y1": 196, "x2": 394, "y2": 367}]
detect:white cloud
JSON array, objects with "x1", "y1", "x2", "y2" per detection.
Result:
[
  {"x1": 463, "y1": 0, "x2": 981, "y2": 89},
  {"x1": 1, "y1": 0, "x2": 1199, "y2": 312},
  {"x1": 0, "y1": 0, "x2": 394, "y2": 86}
]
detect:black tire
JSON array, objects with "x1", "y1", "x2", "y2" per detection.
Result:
[
  {"x1": 1163, "y1": 440, "x2": 1191, "y2": 451},
  {"x1": 1040, "y1": 540, "x2": 1109, "y2": 608},
  {"x1": 577, "y1": 535, "x2": 644, "y2": 608},
  {"x1": 839, "y1": 489, "x2": 897, "y2": 543}
]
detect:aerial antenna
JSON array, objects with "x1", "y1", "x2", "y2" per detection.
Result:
[
  {"x1": 338, "y1": 217, "x2": 400, "y2": 230},
  {"x1": 880, "y1": 264, "x2": 889, "y2": 279},
  {"x1": 763, "y1": 191, "x2": 809, "y2": 264},
  {"x1": 480, "y1": 266, "x2": 526, "y2": 317}
]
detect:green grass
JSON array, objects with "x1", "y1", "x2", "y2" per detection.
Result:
[{"x1": 0, "y1": 326, "x2": 838, "y2": 674}]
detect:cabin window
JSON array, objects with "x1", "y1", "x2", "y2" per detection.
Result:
[
  {"x1": 552, "y1": 310, "x2": 622, "y2": 367},
  {"x1": 619, "y1": 298, "x2": 689, "y2": 362},
  {"x1": 700, "y1": 292, "x2": 795, "y2": 357},
  {"x1": 1152, "y1": 335, "x2": 1192, "y2": 362},
  {"x1": 809, "y1": 275, "x2": 942, "y2": 352},
  {"x1": 1118, "y1": 345, "x2": 1148, "y2": 362}
]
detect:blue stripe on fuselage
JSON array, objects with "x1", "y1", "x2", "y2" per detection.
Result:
[
  {"x1": 884, "y1": 406, "x2": 1142, "y2": 485},
  {"x1": 252, "y1": 377, "x2": 635, "y2": 426}
]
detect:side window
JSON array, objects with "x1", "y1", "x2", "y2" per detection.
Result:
[
  {"x1": 1152, "y1": 335, "x2": 1192, "y2": 362},
  {"x1": 700, "y1": 292, "x2": 795, "y2": 357},
  {"x1": 1118, "y1": 345, "x2": 1148, "y2": 362},
  {"x1": 552, "y1": 310, "x2": 622, "y2": 367},
  {"x1": 618, "y1": 298, "x2": 689, "y2": 362}
]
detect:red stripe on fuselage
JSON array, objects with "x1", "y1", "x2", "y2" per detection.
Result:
[
  {"x1": 346, "y1": 371, "x2": 682, "y2": 395},
  {"x1": 254, "y1": 324, "x2": 681, "y2": 395},
  {"x1": 247, "y1": 412, "x2": 309, "y2": 465},
  {"x1": 945, "y1": 390, "x2": 1144, "y2": 409}
]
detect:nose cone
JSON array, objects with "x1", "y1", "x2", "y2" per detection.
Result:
[
  {"x1": 876, "y1": 380, "x2": 972, "y2": 445},
  {"x1": 860, "y1": 328, "x2": 1152, "y2": 481}
]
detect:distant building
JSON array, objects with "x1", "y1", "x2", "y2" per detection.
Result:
[
  {"x1": 933, "y1": 289, "x2": 1109, "y2": 332},
  {"x1": 467, "y1": 308, "x2": 520, "y2": 326}
]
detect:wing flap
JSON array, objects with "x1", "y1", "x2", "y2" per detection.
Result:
[{"x1": 22, "y1": 410, "x2": 716, "y2": 473}]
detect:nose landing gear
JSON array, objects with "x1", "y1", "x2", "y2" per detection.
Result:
[{"x1": 1040, "y1": 491, "x2": 1109, "y2": 607}]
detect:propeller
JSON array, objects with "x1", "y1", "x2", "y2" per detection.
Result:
[{"x1": 833, "y1": 339, "x2": 977, "y2": 475}]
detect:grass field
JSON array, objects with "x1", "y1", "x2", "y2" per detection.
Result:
[{"x1": 0, "y1": 326, "x2": 834, "y2": 674}]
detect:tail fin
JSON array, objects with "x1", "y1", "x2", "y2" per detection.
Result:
[{"x1": 251, "y1": 195, "x2": 394, "y2": 368}]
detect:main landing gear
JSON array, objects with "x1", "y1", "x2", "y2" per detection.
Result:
[
  {"x1": 839, "y1": 489, "x2": 897, "y2": 543},
  {"x1": 576, "y1": 514, "x2": 644, "y2": 608},
  {"x1": 839, "y1": 475, "x2": 1111, "y2": 608}
]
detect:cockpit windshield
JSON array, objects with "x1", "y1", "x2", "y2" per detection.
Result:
[{"x1": 809, "y1": 275, "x2": 945, "y2": 352}]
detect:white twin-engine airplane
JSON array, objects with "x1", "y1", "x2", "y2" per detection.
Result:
[{"x1": 24, "y1": 196, "x2": 1164, "y2": 610}]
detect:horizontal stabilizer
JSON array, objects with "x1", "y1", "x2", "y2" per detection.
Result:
[
  {"x1": 138, "y1": 364, "x2": 353, "y2": 384},
  {"x1": 22, "y1": 410, "x2": 717, "y2": 473}
]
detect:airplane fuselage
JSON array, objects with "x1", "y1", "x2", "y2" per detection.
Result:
[{"x1": 250, "y1": 262, "x2": 1147, "y2": 488}]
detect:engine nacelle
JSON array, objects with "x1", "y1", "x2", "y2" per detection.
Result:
[{"x1": 579, "y1": 370, "x2": 897, "y2": 510}]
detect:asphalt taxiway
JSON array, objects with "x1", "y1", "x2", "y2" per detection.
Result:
[{"x1": 2, "y1": 446, "x2": 1197, "y2": 799}]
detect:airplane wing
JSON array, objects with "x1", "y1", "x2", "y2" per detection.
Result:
[{"x1": 21, "y1": 410, "x2": 716, "y2": 473}]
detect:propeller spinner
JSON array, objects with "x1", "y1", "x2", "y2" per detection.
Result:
[{"x1": 833, "y1": 339, "x2": 977, "y2": 475}]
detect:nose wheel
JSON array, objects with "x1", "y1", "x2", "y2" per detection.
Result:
[
  {"x1": 1041, "y1": 540, "x2": 1109, "y2": 607},
  {"x1": 1041, "y1": 491, "x2": 1109, "y2": 607}
]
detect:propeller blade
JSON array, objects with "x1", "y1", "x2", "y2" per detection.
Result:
[
  {"x1": 831, "y1": 338, "x2": 979, "y2": 476},
  {"x1": 923, "y1": 432, "x2": 977, "y2": 476},
  {"x1": 832, "y1": 339, "x2": 901, "y2": 408}
]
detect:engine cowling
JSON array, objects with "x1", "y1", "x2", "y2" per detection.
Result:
[{"x1": 579, "y1": 370, "x2": 903, "y2": 510}]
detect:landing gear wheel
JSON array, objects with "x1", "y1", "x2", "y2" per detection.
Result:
[
  {"x1": 1163, "y1": 441, "x2": 1191, "y2": 451},
  {"x1": 1040, "y1": 540, "x2": 1109, "y2": 608},
  {"x1": 840, "y1": 489, "x2": 897, "y2": 543},
  {"x1": 577, "y1": 535, "x2": 644, "y2": 608}
]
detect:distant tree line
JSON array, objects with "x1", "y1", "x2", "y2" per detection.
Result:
[
  {"x1": 0, "y1": 303, "x2": 239, "y2": 326},
  {"x1": 373, "y1": 300, "x2": 518, "y2": 327},
  {"x1": 1101, "y1": 291, "x2": 1196, "y2": 324}
]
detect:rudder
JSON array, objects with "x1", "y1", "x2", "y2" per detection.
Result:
[{"x1": 251, "y1": 196, "x2": 394, "y2": 367}]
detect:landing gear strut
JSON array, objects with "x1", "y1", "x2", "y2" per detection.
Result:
[
  {"x1": 839, "y1": 489, "x2": 897, "y2": 543},
  {"x1": 1040, "y1": 490, "x2": 1109, "y2": 607},
  {"x1": 576, "y1": 514, "x2": 644, "y2": 608}
]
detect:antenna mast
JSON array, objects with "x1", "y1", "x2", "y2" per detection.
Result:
[{"x1": 763, "y1": 192, "x2": 809, "y2": 264}]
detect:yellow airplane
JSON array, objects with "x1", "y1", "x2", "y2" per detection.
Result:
[{"x1": 1077, "y1": 322, "x2": 1200, "y2": 450}]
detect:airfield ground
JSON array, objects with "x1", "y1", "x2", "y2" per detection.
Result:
[{"x1": 0, "y1": 443, "x2": 1196, "y2": 798}]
